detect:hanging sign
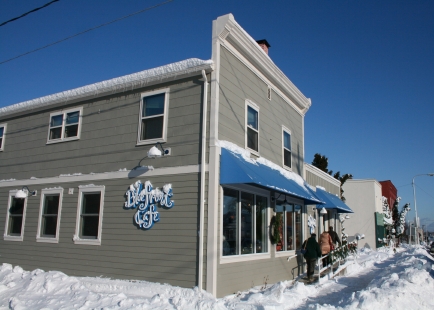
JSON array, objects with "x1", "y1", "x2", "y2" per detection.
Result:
[{"x1": 124, "y1": 180, "x2": 174, "y2": 230}]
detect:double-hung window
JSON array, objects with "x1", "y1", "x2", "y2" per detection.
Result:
[
  {"x1": 74, "y1": 185, "x2": 105, "y2": 245},
  {"x1": 37, "y1": 188, "x2": 63, "y2": 243},
  {"x1": 222, "y1": 187, "x2": 268, "y2": 256},
  {"x1": 47, "y1": 107, "x2": 83, "y2": 143},
  {"x1": 0, "y1": 123, "x2": 6, "y2": 151},
  {"x1": 246, "y1": 101, "x2": 259, "y2": 153},
  {"x1": 282, "y1": 127, "x2": 292, "y2": 169},
  {"x1": 4, "y1": 190, "x2": 28, "y2": 241},
  {"x1": 137, "y1": 88, "x2": 169, "y2": 145},
  {"x1": 275, "y1": 202, "x2": 303, "y2": 253}
]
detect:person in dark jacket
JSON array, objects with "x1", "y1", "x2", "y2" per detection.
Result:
[
  {"x1": 302, "y1": 233, "x2": 321, "y2": 282},
  {"x1": 328, "y1": 226, "x2": 341, "y2": 248}
]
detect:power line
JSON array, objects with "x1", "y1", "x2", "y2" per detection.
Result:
[
  {"x1": 0, "y1": 0, "x2": 174, "y2": 65},
  {"x1": 0, "y1": 0, "x2": 60, "y2": 27}
]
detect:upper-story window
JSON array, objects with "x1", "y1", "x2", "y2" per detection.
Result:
[
  {"x1": 0, "y1": 123, "x2": 6, "y2": 151},
  {"x1": 283, "y1": 127, "x2": 292, "y2": 169},
  {"x1": 137, "y1": 88, "x2": 169, "y2": 145},
  {"x1": 37, "y1": 188, "x2": 63, "y2": 243},
  {"x1": 246, "y1": 101, "x2": 259, "y2": 153},
  {"x1": 47, "y1": 107, "x2": 83, "y2": 143},
  {"x1": 4, "y1": 190, "x2": 28, "y2": 242}
]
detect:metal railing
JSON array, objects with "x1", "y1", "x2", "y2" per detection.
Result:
[{"x1": 315, "y1": 246, "x2": 352, "y2": 283}]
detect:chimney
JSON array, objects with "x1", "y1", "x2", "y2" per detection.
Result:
[{"x1": 256, "y1": 39, "x2": 270, "y2": 55}]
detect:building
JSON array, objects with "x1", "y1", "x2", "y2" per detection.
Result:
[
  {"x1": 342, "y1": 179, "x2": 384, "y2": 249},
  {"x1": 379, "y1": 180, "x2": 397, "y2": 211},
  {"x1": 0, "y1": 14, "x2": 353, "y2": 297}
]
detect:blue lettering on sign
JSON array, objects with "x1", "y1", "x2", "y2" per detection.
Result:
[{"x1": 124, "y1": 180, "x2": 174, "y2": 230}]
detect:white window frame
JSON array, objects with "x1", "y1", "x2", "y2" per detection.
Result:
[
  {"x1": 73, "y1": 185, "x2": 105, "y2": 245},
  {"x1": 0, "y1": 123, "x2": 6, "y2": 151},
  {"x1": 137, "y1": 88, "x2": 170, "y2": 145},
  {"x1": 282, "y1": 126, "x2": 292, "y2": 170},
  {"x1": 245, "y1": 100, "x2": 260, "y2": 155},
  {"x1": 47, "y1": 107, "x2": 83, "y2": 144},
  {"x1": 220, "y1": 184, "x2": 271, "y2": 264},
  {"x1": 3, "y1": 190, "x2": 28, "y2": 242},
  {"x1": 36, "y1": 188, "x2": 64, "y2": 243}
]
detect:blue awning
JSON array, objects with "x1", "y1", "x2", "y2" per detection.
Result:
[
  {"x1": 314, "y1": 187, "x2": 354, "y2": 213},
  {"x1": 220, "y1": 148, "x2": 324, "y2": 205}
]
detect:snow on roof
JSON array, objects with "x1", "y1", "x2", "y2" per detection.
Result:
[{"x1": 0, "y1": 58, "x2": 213, "y2": 117}]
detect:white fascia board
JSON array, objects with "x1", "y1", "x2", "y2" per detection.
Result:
[
  {"x1": 215, "y1": 14, "x2": 311, "y2": 114},
  {"x1": 0, "y1": 59, "x2": 214, "y2": 118},
  {"x1": 304, "y1": 163, "x2": 341, "y2": 187}
]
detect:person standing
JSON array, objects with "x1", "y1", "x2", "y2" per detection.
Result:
[
  {"x1": 320, "y1": 230, "x2": 332, "y2": 267},
  {"x1": 328, "y1": 226, "x2": 341, "y2": 249},
  {"x1": 302, "y1": 233, "x2": 321, "y2": 283}
]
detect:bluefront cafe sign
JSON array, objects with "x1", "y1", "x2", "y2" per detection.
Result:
[{"x1": 124, "y1": 180, "x2": 175, "y2": 230}]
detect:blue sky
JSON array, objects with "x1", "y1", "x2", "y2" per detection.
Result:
[{"x1": 1, "y1": 1, "x2": 433, "y2": 225}]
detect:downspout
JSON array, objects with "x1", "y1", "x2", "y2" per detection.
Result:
[{"x1": 198, "y1": 69, "x2": 208, "y2": 290}]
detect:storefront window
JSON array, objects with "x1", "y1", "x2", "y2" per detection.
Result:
[
  {"x1": 223, "y1": 188, "x2": 238, "y2": 256},
  {"x1": 295, "y1": 205, "x2": 302, "y2": 250},
  {"x1": 286, "y1": 211, "x2": 293, "y2": 250},
  {"x1": 275, "y1": 202, "x2": 303, "y2": 252},
  {"x1": 241, "y1": 192, "x2": 254, "y2": 254},
  {"x1": 222, "y1": 187, "x2": 268, "y2": 256},
  {"x1": 256, "y1": 195, "x2": 268, "y2": 253}
]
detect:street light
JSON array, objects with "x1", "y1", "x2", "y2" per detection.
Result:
[
  {"x1": 422, "y1": 225, "x2": 426, "y2": 243},
  {"x1": 412, "y1": 173, "x2": 434, "y2": 245}
]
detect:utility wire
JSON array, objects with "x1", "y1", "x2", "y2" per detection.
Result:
[
  {"x1": 0, "y1": 0, "x2": 60, "y2": 27},
  {"x1": 0, "y1": 0, "x2": 174, "y2": 65}
]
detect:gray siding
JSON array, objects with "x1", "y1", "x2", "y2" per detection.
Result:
[
  {"x1": 0, "y1": 74, "x2": 211, "y2": 289},
  {"x1": 305, "y1": 170, "x2": 340, "y2": 196},
  {"x1": 0, "y1": 173, "x2": 200, "y2": 287},
  {"x1": 214, "y1": 47, "x2": 307, "y2": 296},
  {"x1": 0, "y1": 76, "x2": 204, "y2": 180},
  {"x1": 218, "y1": 47, "x2": 304, "y2": 175}
]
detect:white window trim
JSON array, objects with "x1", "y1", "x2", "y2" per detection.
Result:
[
  {"x1": 219, "y1": 184, "x2": 271, "y2": 264},
  {"x1": 36, "y1": 188, "x2": 64, "y2": 243},
  {"x1": 0, "y1": 123, "x2": 6, "y2": 151},
  {"x1": 282, "y1": 126, "x2": 292, "y2": 170},
  {"x1": 136, "y1": 88, "x2": 170, "y2": 146},
  {"x1": 3, "y1": 190, "x2": 28, "y2": 242},
  {"x1": 245, "y1": 99, "x2": 260, "y2": 155},
  {"x1": 73, "y1": 185, "x2": 105, "y2": 245},
  {"x1": 46, "y1": 107, "x2": 83, "y2": 144}
]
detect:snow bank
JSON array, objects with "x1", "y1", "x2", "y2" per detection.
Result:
[
  {"x1": 0, "y1": 245, "x2": 433, "y2": 309},
  {"x1": 0, "y1": 58, "x2": 213, "y2": 117}
]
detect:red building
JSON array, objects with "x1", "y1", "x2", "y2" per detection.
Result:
[{"x1": 379, "y1": 180, "x2": 398, "y2": 210}]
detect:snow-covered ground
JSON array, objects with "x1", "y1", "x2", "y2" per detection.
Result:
[{"x1": 0, "y1": 245, "x2": 433, "y2": 309}]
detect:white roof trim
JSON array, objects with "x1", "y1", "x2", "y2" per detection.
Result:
[
  {"x1": 0, "y1": 58, "x2": 214, "y2": 117},
  {"x1": 214, "y1": 14, "x2": 311, "y2": 114}
]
